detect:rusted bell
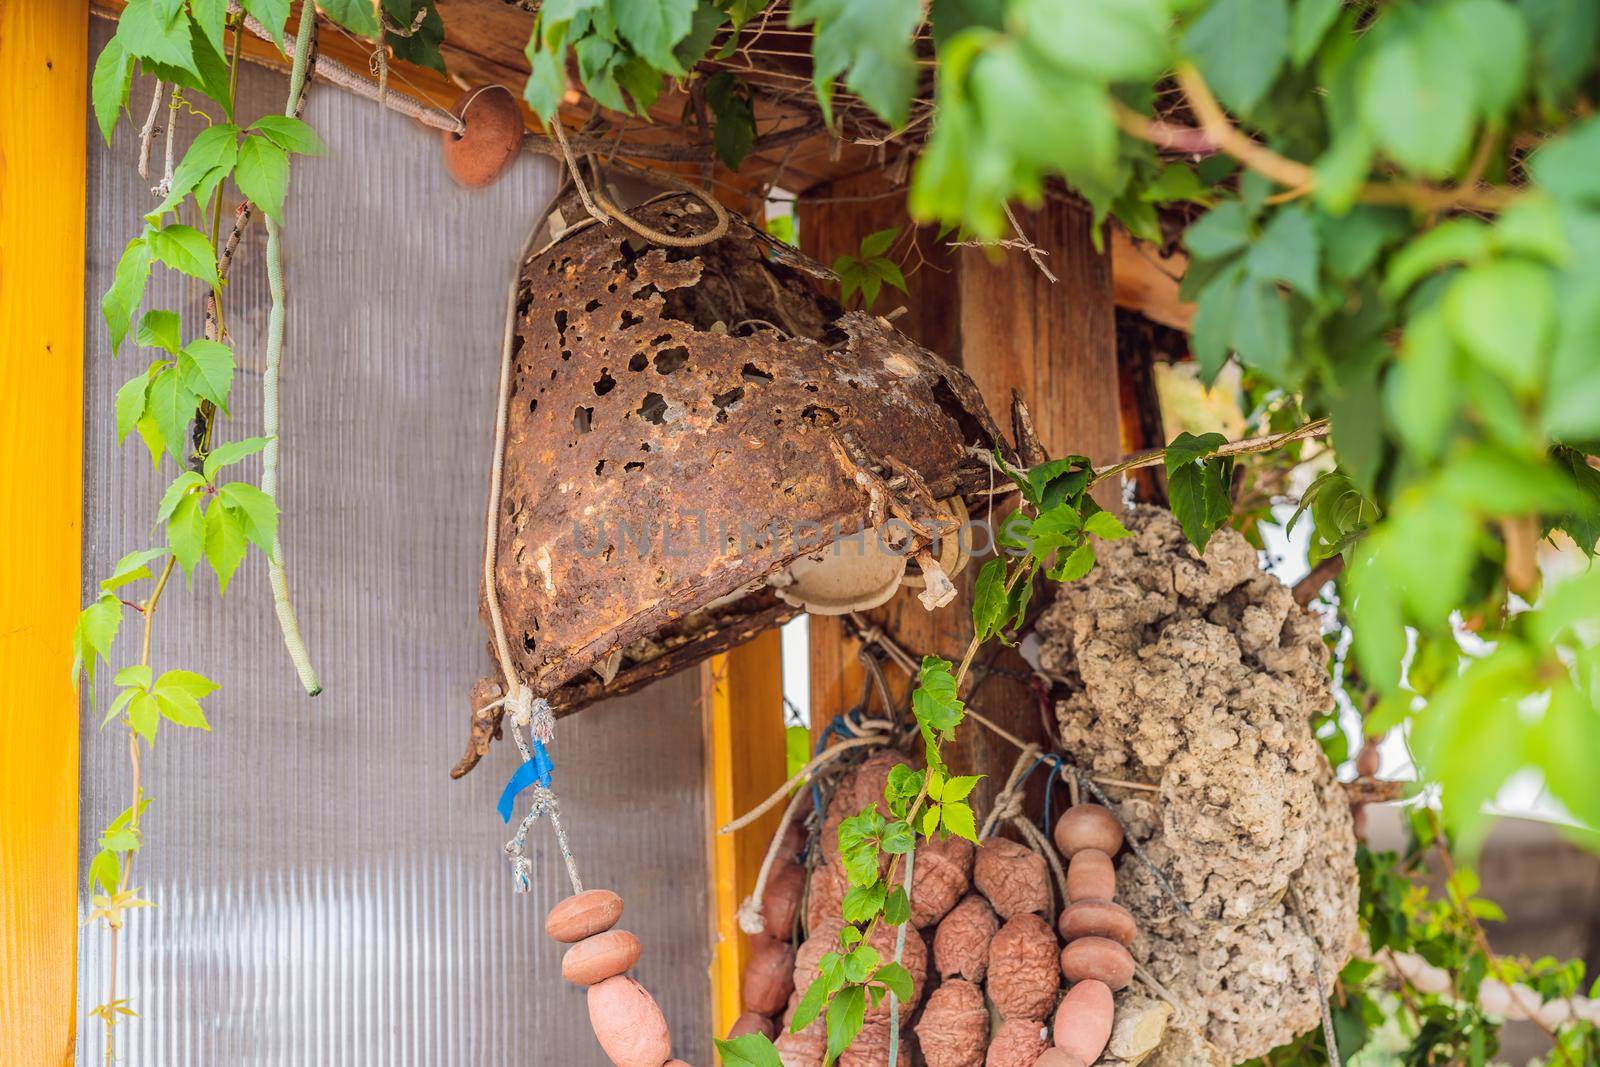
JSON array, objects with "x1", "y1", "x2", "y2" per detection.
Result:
[
  {"x1": 454, "y1": 193, "x2": 1004, "y2": 775},
  {"x1": 441, "y1": 85, "x2": 525, "y2": 189}
]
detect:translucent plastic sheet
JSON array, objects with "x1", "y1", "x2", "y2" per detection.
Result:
[{"x1": 79, "y1": 26, "x2": 712, "y2": 1064}]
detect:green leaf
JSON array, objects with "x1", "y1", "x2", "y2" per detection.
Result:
[
  {"x1": 882, "y1": 887, "x2": 911, "y2": 926},
  {"x1": 1182, "y1": 0, "x2": 1290, "y2": 117},
  {"x1": 92, "y1": 37, "x2": 136, "y2": 144},
  {"x1": 614, "y1": 0, "x2": 697, "y2": 72},
  {"x1": 115, "y1": 368, "x2": 155, "y2": 445},
  {"x1": 1359, "y1": 8, "x2": 1477, "y2": 178},
  {"x1": 789, "y1": 972, "x2": 830, "y2": 1032},
  {"x1": 1141, "y1": 164, "x2": 1211, "y2": 206},
  {"x1": 1084, "y1": 510, "x2": 1130, "y2": 541},
  {"x1": 146, "y1": 224, "x2": 220, "y2": 288},
  {"x1": 166, "y1": 493, "x2": 206, "y2": 576},
  {"x1": 1290, "y1": 0, "x2": 1342, "y2": 66},
  {"x1": 880, "y1": 819, "x2": 916, "y2": 854},
  {"x1": 204, "y1": 502, "x2": 249, "y2": 593},
  {"x1": 382, "y1": 0, "x2": 447, "y2": 73},
  {"x1": 714, "y1": 1034, "x2": 784, "y2": 1067},
  {"x1": 115, "y1": 0, "x2": 196, "y2": 70},
  {"x1": 1247, "y1": 206, "x2": 1320, "y2": 297},
  {"x1": 218, "y1": 482, "x2": 279, "y2": 554},
  {"x1": 1185, "y1": 202, "x2": 1252, "y2": 261},
  {"x1": 971, "y1": 557, "x2": 1013, "y2": 642},
  {"x1": 1230, "y1": 278, "x2": 1292, "y2": 381},
  {"x1": 88, "y1": 849, "x2": 122, "y2": 895},
  {"x1": 942, "y1": 775, "x2": 982, "y2": 803},
  {"x1": 1443, "y1": 259, "x2": 1553, "y2": 394},
  {"x1": 101, "y1": 548, "x2": 168, "y2": 592},
  {"x1": 136, "y1": 310, "x2": 183, "y2": 354},
  {"x1": 824, "y1": 984, "x2": 866, "y2": 1065},
  {"x1": 115, "y1": 665, "x2": 153, "y2": 690},
  {"x1": 1190, "y1": 263, "x2": 1243, "y2": 381},
  {"x1": 149, "y1": 122, "x2": 239, "y2": 220},
  {"x1": 235, "y1": 135, "x2": 291, "y2": 219},
  {"x1": 1440, "y1": 0, "x2": 1529, "y2": 120},
  {"x1": 1053, "y1": 542, "x2": 1096, "y2": 581},
  {"x1": 103, "y1": 237, "x2": 151, "y2": 355},
  {"x1": 316, "y1": 0, "x2": 382, "y2": 36},
  {"x1": 178, "y1": 338, "x2": 234, "y2": 410},
  {"x1": 1383, "y1": 218, "x2": 1492, "y2": 298},
  {"x1": 72, "y1": 594, "x2": 123, "y2": 695},
  {"x1": 873, "y1": 961, "x2": 915, "y2": 1002},
  {"x1": 1164, "y1": 431, "x2": 1228, "y2": 471},
  {"x1": 155, "y1": 668, "x2": 218, "y2": 699},
  {"x1": 202, "y1": 436, "x2": 270, "y2": 481},
  {"x1": 705, "y1": 72, "x2": 755, "y2": 170},
  {"x1": 1530, "y1": 116, "x2": 1600, "y2": 205},
  {"x1": 940, "y1": 800, "x2": 979, "y2": 842},
  {"x1": 144, "y1": 368, "x2": 197, "y2": 462},
  {"x1": 249, "y1": 115, "x2": 328, "y2": 156},
  {"x1": 153, "y1": 687, "x2": 211, "y2": 730},
  {"x1": 791, "y1": 0, "x2": 922, "y2": 128},
  {"x1": 1014, "y1": 0, "x2": 1168, "y2": 81},
  {"x1": 155, "y1": 470, "x2": 205, "y2": 526},
  {"x1": 841, "y1": 880, "x2": 887, "y2": 922},
  {"x1": 523, "y1": 44, "x2": 569, "y2": 120},
  {"x1": 128, "y1": 691, "x2": 161, "y2": 743}
]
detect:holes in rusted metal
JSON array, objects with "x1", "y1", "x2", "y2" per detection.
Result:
[
  {"x1": 594, "y1": 459, "x2": 606, "y2": 476},
  {"x1": 528, "y1": 396, "x2": 538, "y2": 413},
  {"x1": 629, "y1": 352, "x2": 649, "y2": 372},
  {"x1": 713, "y1": 385, "x2": 744, "y2": 410},
  {"x1": 742, "y1": 362, "x2": 774, "y2": 383},
  {"x1": 619, "y1": 309, "x2": 643, "y2": 330},
  {"x1": 802, "y1": 404, "x2": 840, "y2": 427},
  {"x1": 594, "y1": 370, "x2": 616, "y2": 396},
  {"x1": 553, "y1": 309, "x2": 567, "y2": 334},
  {"x1": 585, "y1": 298, "x2": 602, "y2": 312},
  {"x1": 573, "y1": 406, "x2": 594, "y2": 433},
  {"x1": 654, "y1": 346, "x2": 689, "y2": 374},
  {"x1": 624, "y1": 460, "x2": 644, "y2": 472},
  {"x1": 638, "y1": 392, "x2": 668, "y2": 424},
  {"x1": 522, "y1": 633, "x2": 537, "y2": 653}
]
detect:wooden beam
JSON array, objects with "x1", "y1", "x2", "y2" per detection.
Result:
[
  {"x1": 702, "y1": 629, "x2": 788, "y2": 1041},
  {"x1": 0, "y1": 2, "x2": 89, "y2": 1062},
  {"x1": 1109, "y1": 226, "x2": 1193, "y2": 333}
]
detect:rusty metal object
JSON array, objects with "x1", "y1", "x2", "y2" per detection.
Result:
[{"x1": 455, "y1": 193, "x2": 1005, "y2": 776}]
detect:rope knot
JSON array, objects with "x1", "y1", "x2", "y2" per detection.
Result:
[{"x1": 736, "y1": 897, "x2": 766, "y2": 935}]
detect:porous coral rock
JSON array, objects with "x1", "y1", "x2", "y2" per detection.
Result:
[
  {"x1": 1035, "y1": 505, "x2": 1358, "y2": 1062},
  {"x1": 933, "y1": 893, "x2": 999, "y2": 982},
  {"x1": 916, "y1": 978, "x2": 988, "y2": 1067},
  {"x1": 986, "y1": 912, "x2": 1060, "y2": 1021}
]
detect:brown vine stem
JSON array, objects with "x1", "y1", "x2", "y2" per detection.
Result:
[
  {"x1": 1117, "y1": 64, "x2": 1518, "y2": 215},
  {"x1": 1090, "y1": 416, "x2": 1331, "y2": 488}
]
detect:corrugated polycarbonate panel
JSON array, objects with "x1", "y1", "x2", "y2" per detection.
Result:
[{"x1": 79, "y1": 25, "x2": 713, "y2": 1065}]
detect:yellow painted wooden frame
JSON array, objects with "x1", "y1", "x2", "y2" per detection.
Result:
[
  {"x1": 702, "y1": 630, "x2": 787, "y2": 1045},
  {"x1": 0, "y1": 2, "x2": 89, "y2": 1063}
]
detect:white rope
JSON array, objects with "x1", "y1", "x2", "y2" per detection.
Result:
[
  {"x1": 736, "y1": 784, "x2": 812, "y2": 936},
  {"x1": 718, "y1": 734, "x2": 889, "y2": 835}
]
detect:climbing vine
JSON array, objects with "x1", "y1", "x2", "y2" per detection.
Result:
[{"x1": 76, "y1": 0, "x2": 1600, "y2": 1064}]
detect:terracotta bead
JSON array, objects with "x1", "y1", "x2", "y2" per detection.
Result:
[
  {"x1": 1065, "y1": 850, "x2": 1116, "y2": 903},
  {"x1": 586, "y1": 975, "x2": 672, "y2": 1067},
  {"x1": 440, "y1": 85, "x2": 525, "y2": 189},
  {"x1": 1057, "y1": 899, "x2": 1137, "y2": 947},
  {"x1": 1033, "y1": 1049, "x2": 1088, "y2": 1067},
  {"x1": 1059, "y1": 936, "x2": 1135, "y2": 991},
  {"x1": 1052, "y1": 978, "x2": 1114, "y2": 1063},
  {"x1": 547, "y1": 889, "x2": 624, "y2": 942},
  {"x1": 1052, "y1": 804, "x2": 1124, "y2": 859},
  {"x1": 742, "y1": 936, "x2": 798, "y2": 1015},
  {"x1": 727, "y1": 1010, "x2": 776, "y2": 1041},
  {"x1": 562, "y1": 929, "x2": 643, "y2": 985}
]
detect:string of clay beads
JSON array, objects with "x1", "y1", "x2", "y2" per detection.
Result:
[
  {"x1": 1041, "y1": 803, "x2": 1134, "y2": 1067},
  {"x1": 547, "y1": 889, "x2": 683, "y2": 1067}
]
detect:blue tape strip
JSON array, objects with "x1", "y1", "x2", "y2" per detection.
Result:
[{"x1": 497, "y1": 739, "x2": 555, "y2": 823}]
